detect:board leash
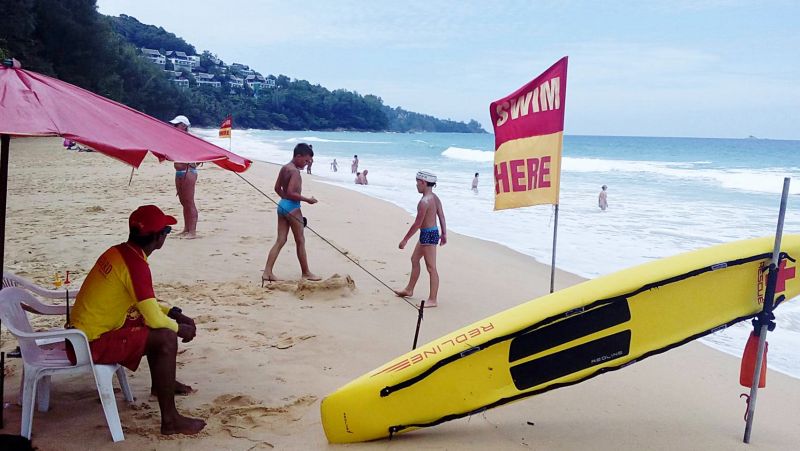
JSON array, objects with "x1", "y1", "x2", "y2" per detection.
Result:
[{"x1": 233, "y1": 172, "x2": 421, "y2": 309}]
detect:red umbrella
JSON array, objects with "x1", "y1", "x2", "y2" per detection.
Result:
[
  {"x1": 0, "y1": 62, "x2": 253, "y2": 274},
  {"x1": 0, "y1": 65, "x2": 251, "y2": 171}
]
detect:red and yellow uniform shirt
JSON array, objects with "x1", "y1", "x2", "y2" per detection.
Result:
[{"x1": 71, "y1": 243, "x2": 177, "y2": 341}]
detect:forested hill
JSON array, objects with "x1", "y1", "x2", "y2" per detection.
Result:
[
  {"x1": 0, "y1": 2, "x2": 485, "y2": 133},
  {"x1": 110, "y1": 15, "x2": 195, "y2": 55}
]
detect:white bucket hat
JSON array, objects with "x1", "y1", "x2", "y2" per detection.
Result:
[
  {"x1": 416, "y1": 170, "x2": 437, "y2": 184},
  {"x1": 169, "y1": 115, "x2": 191, "y2": 127}
]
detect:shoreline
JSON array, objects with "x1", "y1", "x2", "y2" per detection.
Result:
[
  {"x1": 230, "y1": 134, "x2": 800, "y2": 383},
  {"x1": 3, "y1": 137, "x2": 800, "y2": 449}
]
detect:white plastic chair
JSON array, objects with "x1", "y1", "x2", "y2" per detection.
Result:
[
  {"x1": 0, "y1": 287, "x2": 134, "y2": 442},
  {"x1": 1, "y1": 270, "x2": 77, "y2": 315}
]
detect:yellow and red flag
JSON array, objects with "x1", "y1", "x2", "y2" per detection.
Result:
[
  {"x1": 218, "y1": 115, "x2": 232, "y2": 138},
  {"x1": 489, "y1": 57, "x2": 568, "y2": 210}
]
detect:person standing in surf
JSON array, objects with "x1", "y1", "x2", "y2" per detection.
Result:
[
  {"x1": 395, "y1": 171, "x2": 447, "y2": 308},
  {"x1": 599, "y1": 185, "x2": 608, "y2": 211},
  {"x1": 262, "y1": 143, "x2": 321, "y2": 283}
]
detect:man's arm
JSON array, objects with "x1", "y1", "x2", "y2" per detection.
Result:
[
  {"x1": 435, "y1": 195, "x2": 447, "y2": 245},
  {"x1": 118, "y1": 246, "x2": 180, "y2": 333},
  {"x1": 399, "y1": 200, "x2": 428, "y2": 249},
  {"x1": 274, "y1": 168, "x2": 285, "y2": 198},
  {"x1": 285, "y1": 171, "x2": 317, "y2": 204}
]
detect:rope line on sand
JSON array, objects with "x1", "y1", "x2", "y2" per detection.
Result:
[{"x1": 234, "y1": 172, "x2": 418, "y2": 310}]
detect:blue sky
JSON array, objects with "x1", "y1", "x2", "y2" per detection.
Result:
[{"x1": 97, "y1": 1, "x2": 799, "y2": 139}]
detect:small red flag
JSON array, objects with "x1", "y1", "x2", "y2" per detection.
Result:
[{"x1": 219, "y1": 115, "x2": 232, "y2": 138}]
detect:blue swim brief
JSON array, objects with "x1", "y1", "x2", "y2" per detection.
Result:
[
  {"x1": 419, "y1": 227, "x2": 440, "y2": 246},
  {"x1": 277, "y1": 198, "x2": 301, "y2": 217},
  {"x1": 175, "y1": 168, "x2": 198, "y2": 178}
]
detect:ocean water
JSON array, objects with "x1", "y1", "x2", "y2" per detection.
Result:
[{"x1": 196, "y1": 129, "x2": 800, "y2": 379}]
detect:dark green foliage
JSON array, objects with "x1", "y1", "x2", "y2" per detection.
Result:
[
  {"x1": 384, "y1": 106, "x2": 486, "y2": 133},
  {"x1": 0, "y1": 1, "x2": 485, "y2": 133},
  {"x1": 0, "y1": 0, "x2": 41, "y2": 67},
  {"x1": 0, "y1": 0, "x2": 182, "y2": 121},
  {"x1": 109, "y1": 14, "x2": 195, "y2": 54}
]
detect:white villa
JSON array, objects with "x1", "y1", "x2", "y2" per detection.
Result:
[
  {"x1": 139, "y1": 48, "x2": 273, "y2": 95},
  {"x1": 229, "y1": 75, "x2": 244, "y2": 89},
  {"x1": 196, "y1": 72, "x2": 221, "y2": 88},
  {"x1": 245, "y1": 74, "x2": 264, "y2": 90},
  {"x1": 165, "y1": 51, "x2": 196, "y2": 70},
  {"x1": 140, "y1": 48, "x2": 165, "y2": 67}
]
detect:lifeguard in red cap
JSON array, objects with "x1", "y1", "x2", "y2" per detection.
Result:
[{"x1": 69, "y1": 205, "x2": 205, "y2": 435}]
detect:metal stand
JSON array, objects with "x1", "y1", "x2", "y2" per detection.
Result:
[
  {"x1": 743, "y1": 177, "x2": 790, "y2": 443},
  {"x1": 412, "y1": 301, "x2": 426, "y2": 349}
]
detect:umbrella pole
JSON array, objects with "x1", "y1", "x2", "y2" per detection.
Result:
[
  {"x1": 1, "y1": 134, "x2": 8, "y2": 277},
  {"x1": 0, "y1": 133, "x2": 9, "y2": 429}
]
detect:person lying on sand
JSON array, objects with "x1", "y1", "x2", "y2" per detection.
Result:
[
  {"x1": 68, "y1": 205, "x2": 205, "y2": 435},
  {"x1": 395, "y1": 171, "x2": 447, "y2": 308}
]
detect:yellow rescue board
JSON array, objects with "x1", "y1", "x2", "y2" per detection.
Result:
[{"x1": 321, "y1": 235, "x2": 800, "y2": 443}]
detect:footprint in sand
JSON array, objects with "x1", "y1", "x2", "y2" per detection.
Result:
[
  {"x1": 194, "y1": 314, "x2": 218, "y2": 325},
  {"x1": 202, "y1": 394, "x2": 317, "y2": 440},
  {"x1": 271, "y1": 333, "x2": 316, "y2": 350},
  {"x1": 291, "y1": 274, "x2": 356, "y2": 300}
]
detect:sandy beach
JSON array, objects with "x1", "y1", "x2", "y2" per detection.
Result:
[{"x1": 2, "y1": 137, "x2": 799, "y2": 450}]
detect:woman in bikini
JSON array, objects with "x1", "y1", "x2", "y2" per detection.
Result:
[{"x1": 170, "y1": 115, "x2": 199, "y2": 238}]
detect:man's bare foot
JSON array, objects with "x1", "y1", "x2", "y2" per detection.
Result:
[
  {"x1": 161, "y1": 414, "x2": 206, "y2": 435},
  {"x1": 394, "y1": 289, "x2": 413, "y2": 298},
  {"x1": 262, "y1": 271, "x2": 282, "y2": 286},
  {"x1": 152, "y1": 381, "x2": 195, "y2": 397},
  {"x1": 302, "y1": 273, "x2": 322, "y2": 281},
  {"x1": 417, "y1": 299, "x2": 437, "y2": 308}
]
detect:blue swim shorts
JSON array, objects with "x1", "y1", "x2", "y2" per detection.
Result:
[
  {"x1": 277, "y1": 198, "x2": 301, "y2": 217},
  {"x1": 419, "y1": 227, "x2": 440, "y2": 246}
]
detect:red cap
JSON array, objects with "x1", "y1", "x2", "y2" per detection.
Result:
[{"x1": 129, "y1": 205, "x2": 177, "y2": 234}]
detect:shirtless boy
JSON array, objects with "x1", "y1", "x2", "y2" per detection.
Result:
[
  {"x1": 263, "y1": 143, "x2": 321, "y2": 283},
  {"x1": 395, "y1": 171, "x2": 447, "y2": 307}
]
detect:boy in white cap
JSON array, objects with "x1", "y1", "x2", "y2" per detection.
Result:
[{"x1": 395, "y1": 170, "x2": 447, "y2": 307}]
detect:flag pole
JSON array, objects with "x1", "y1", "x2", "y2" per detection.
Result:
[
  {"x1": 742, "y1": 177, "x2": 790, "y2": 443},
  {"x1": 549, "y1": 204, "x2": 559, "y2": 293}
]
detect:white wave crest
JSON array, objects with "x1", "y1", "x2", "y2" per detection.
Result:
[
  {"x1": 441, "y1": 146, "x2": 494, "y2": 162},
  {"x1": 284, "y1": 136, "x2": 390, "y2": 144},
  {"x1": 563, "y1": 157, "x2": 800, "y2": 195}
]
